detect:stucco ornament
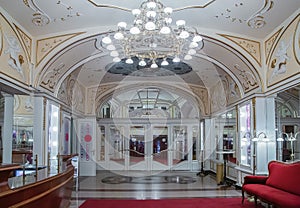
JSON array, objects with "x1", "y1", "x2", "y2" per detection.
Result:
[
  {"x1": 4, "y1": 35, "x2": 24, "y2": 77},
  {"x1": 271, "y1": 38, "x2": 292, "y2": 79}
]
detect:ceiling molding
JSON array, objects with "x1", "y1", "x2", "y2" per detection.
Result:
[
  {"x1": 219, "y1": 34, "x2": 262, "y2": 66},
  {"x1": 36, "y1": 32, "x2": 85, "y2": 66},
  {"x1": 265, "y1": 27, "x2": 283, "y2": 65},
  {"x1": 14, "y1": 24, "x2": 32, "y2": 61}
]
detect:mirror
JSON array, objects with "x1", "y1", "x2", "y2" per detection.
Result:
[{"x1": 275, "y1": 85, "x2": 300, "y2": 162}]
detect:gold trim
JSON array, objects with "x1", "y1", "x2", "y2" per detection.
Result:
[
  {"x1": 264, "y1": 27, "x2": 283, "y2": 65},
  {"x1": 293, "y1": 18, "x2": 300, "y2": 65},
  {"x1": 13, "y1": 24, "x2": 32, "y2": 61},
  {"x1": 0, "y1": 12, "x2": 29, "y2": 85},
  {"x1": 267, "y1": 13, "x2": 300, "y2": 88},
  {"x1": 247, "y1": 0, "x2": 274, "y2": 29},
  {"x1": 39, "y1": 38, "x2": 101, "y2": 93},
  {"x1": 173, "y1": 0, "x2": 216, "y2": 11},
  {"x1": 36, "y1": 32, "x2": 85, "y2": 66},
  {"x1": 87, "y1": 0, "x2": 216, "y2": 12},
  {"x1": 0, "y1": 24, "x2": 3, "y2": 56},
  {"x1": 219, "y1": 34, "x2": 261, "y2": 66},
  {"x1": 86, "y1": 0, "x2": 131, "y2": 12}
]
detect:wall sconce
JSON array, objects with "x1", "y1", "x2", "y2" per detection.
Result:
[{"x1": 277, "y1": 132, "x2": 299, "y2": 161}]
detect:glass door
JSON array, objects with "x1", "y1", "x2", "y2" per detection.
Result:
[
  {"x1": 129, "y1": 126, "x2": 145, "y2": 169},
  {"x1": 173, "y1": 126, "x2": 188, "y2": 166},
  {"x1": 152, "y1": 126, "x2": 168, "y2": 166}
]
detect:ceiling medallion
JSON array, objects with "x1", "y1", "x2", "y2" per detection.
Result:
[{"x1": 100, "y1": 0, "x2": 204, "y2": 69}]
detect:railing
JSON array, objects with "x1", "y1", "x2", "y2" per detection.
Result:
[{"x1": 0, "y1": 154, "x2": 77, "y2": 208}]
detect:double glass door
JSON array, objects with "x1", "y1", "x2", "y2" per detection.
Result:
[{"x1": 98, "y1": 121, "x2": 199, "y2": 171}]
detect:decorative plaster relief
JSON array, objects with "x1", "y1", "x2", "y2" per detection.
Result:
[
  {"x1": 270, "y1": 38, "x2": 292, "y2": 80},
  {"x1": 0, "y1": 13, "x2": 29, "y2": 84},
  {"x1": 234, "y1": 64, "x2": 257, "y2": 91},
  {"x1": 86, "y1": 87, "x2": 97, "y2": 115},
  {"x1": 210, "y1": 80, "x2": 227, "y2": 113},
  {"x1": 41, "y1": 63, "x2": 64, "y2": 90},
  {"x1": 190, "y1": 85, "x2": 210, "y2": 116},
  {"x1": 210, "y1": 74, "x2": 241, "y2": 113},
  {"x1": 23, "y1": 0, "x2": 81, "y2": 26},
  {"x1": 220, "y1": 34, "x2": 261, "y2": 66},
  {"x1": 13, "y1": 95, "x2": 33, "y2": 114},
  {"x1": 55, "y1": 1, "x2": 81, "y2": 22},
  {"x1": 265, "y1": 28, "x2": 283, "y2": 65},
  {"x1": 36, "y1": 33, "x2": 83, "y2": 66},
  {"x1": 0, "y1": 25, "x2": 3, "y2": 56},
  {"x1": 23, "y1": 0, "x2": 51, "y2": 26},
  {"x1": 247, "y1": 0, "x2": 274, "y2": 29},
  {"x1": 57, "y1": 74, "x2": 85, "y2": 114},
  {"x1": 267, "y1": 15, "x2": 300, "y2": 87},
  {"x1": 14, "y1": 24, "x2": 32, "y2": 60},
  {"x1": 215, "y1": 2, "x2": 246, "y2": 24},
  {"x1": 87, "y1": 0, "x2": 216, "y2": 12},
  {"x1": 4, "y1": 34, "x2": 25, "y2": 78},
  {"x1": 294, "y1": 19, "x2": 300, "y2": 65},
  {"x1": 57, "y1": 78, "x2": 69, "y2": 105}
]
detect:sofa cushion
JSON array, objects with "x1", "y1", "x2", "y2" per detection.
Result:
[
  {"x1": 244, "y1": 184, "x2": 300, "y2": 208},
  {"x1": 266, "y1": 161, "x2": 300, "y2": 195}
]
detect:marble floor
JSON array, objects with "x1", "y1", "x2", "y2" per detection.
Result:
[{"x1": 69, "y1": 170, "x2": 242, "y2": 208}]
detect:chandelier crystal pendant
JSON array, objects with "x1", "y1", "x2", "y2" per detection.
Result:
[{"x1": 101, "y1": 0, "x2": 204, "y2": 68}]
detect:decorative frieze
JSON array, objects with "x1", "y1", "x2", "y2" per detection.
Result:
[{"x1": 220, "y1": 34, "x2": 261, "y2": 66}]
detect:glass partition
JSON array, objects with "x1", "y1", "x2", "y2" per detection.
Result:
[
  {"x1": 215, "y1": 109, "x2": 237, "y2": 163},
  {"x1": 275, "y1": 85, "x2": 300, "y2": 161},
  {"x1": 173, "y1": 126, "x2": 187, "y2": 165},
  {"x1": 239, "y1": 103, "x2": 252, "y2": 166}
]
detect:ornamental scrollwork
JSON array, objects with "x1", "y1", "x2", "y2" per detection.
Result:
[
  {"x1": 41, "y1": 63, "x2": 65, "y2": 90},
  {"x1": 234, "y1": 64, "x2": 257, "y2": 91}
]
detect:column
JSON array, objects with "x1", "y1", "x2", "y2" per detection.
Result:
[
  {"x1": 254, "y1": 97, "x2": 276, "y2": 174},
  {"x1": 2, "y1": 93, "x2": 14, "y2": 163},
  {"x1": 33, "y1": 96, "x2": 46, "y2": 166}
]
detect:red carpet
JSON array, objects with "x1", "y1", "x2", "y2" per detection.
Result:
[{"x1": 80, "y1": 197, "x2": 262, "y2": 208}]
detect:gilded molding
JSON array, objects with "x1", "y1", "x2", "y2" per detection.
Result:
[
  {"x1": 220, "y1": 34, "x2": 261, "y2": 66},
  {"x1": 41, "y1": 63, "x2": 65, "y2": 90},
  {"x1": 57, "y1": 74, "x2": 85, "y2": 113},
  {"x1": 234, "y1": 64, "x2": 257, "y2": 91},
  {"x1": 14, "y1": 24, "x2": 32, "y2": 61},
  {"x1": 247, "y1": 0, "x2": 274, "y2": 29},
  {"x1": 0, "y1": 12, "x2": 30, "y2": 84},
  {"x1": 265, "y1": 27, "x2": 283, "y2": 65},
  {"x1": 0, "y1": 24, "x2": 3, "y2": 56},
  {"x1": 267, "y1": 14, "x2": 300, "y2": 87},
  {"x1": 214, "y1": 2, "x2": 246, "y2": 24},
  {"x1": 22, "y1": 0, "x2": 50, "y2": 26},
  {"x1": 293, "y1": 19, "x2": 300, "y2": 65},
  {"x1": 190, "y1": 85, "x2": 210, "y2": 116},
  {"x1": 87, "y1": 0, "x2": 216, "y2": 12},
  {"x1": 36, "y1": 32, "x2": 84, "y2": 66}
]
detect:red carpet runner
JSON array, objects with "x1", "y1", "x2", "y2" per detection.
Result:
[{"x1": 80, "y1": 197, "x2": 262, "y2": 208}]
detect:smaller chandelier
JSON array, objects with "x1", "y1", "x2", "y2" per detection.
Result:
[{"x1": 101, "y1": 0, "x2": 204, "y2": 68}]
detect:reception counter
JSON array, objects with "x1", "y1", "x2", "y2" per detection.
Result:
[{"x1": 0, "y1": 155, "x2": 76, "y2": 208}]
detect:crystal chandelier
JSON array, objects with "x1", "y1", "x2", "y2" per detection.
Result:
[{"x1": 101, "y1": 0, "x2": 204, "y2": 68}]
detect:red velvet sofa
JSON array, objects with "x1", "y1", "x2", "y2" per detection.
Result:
[{"x1": 242, "y1": 160, "x2": 300, "y2": 208}]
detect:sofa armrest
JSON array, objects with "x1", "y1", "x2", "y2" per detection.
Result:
[{"x1": 243, "y1": 175, "x2": 268, "y2": 185}]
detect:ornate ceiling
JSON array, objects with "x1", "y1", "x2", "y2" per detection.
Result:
[{"x1": 0, "y1": 0, "x2": 299, "y2": 115}]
